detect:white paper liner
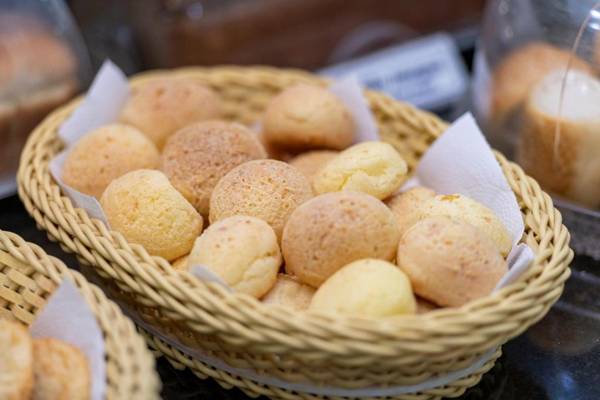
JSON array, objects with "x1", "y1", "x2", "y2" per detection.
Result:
[{"x1": 30, "y1": 279, "x2": 106, "y2": 400}]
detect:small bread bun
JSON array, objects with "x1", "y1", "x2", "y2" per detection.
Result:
[
  {"x1": 189, "y1": 216, "x2": 281, "y2": 298},
  {"x1": 309, "y1": 259, "x2": 416, "y2": 318},
  {"x1": 416, "y1": 297, "x2": 438, "y2": 314},
  {"x1": 519, "y1": 69, "x2": 600, "y2": 208},
  {"x1": 385, "y1": 186, "x2": 436, "y2": 237},
  {"x1": 161, "y1": 120, "x2": 266, "y2": 216},
  {"x1": 491, "y1": 42, "x2": 592, "y2": 124},
  {"x1": 261, "y1": 274, "x2": 315, "y2": 311},
  {"x1": 62, "y1": 124, "x2": 160, "y2": 198},
  {"x1": 262, "y1": 84, "x2": 354, "y2": 151},
  {"x1": 119, "y1": 79, "x2": 221, "y2": 149},
  {"x1": 283, "y1": 191, "x2": 400, "y2": 288},
  {"x1": 171, "y1": 255, "x2": 190, "y2": 272},
  {"x1": 0, "y1": 319, "x2": 33, "y2": 400},
  {"x1": 419, "y1": 194, "x2": 512, "y2": 256},
  {"x1": 100, "y1": 169, "x2": 203, "y2": 261},
  {"x1": 289, "y1": 150, "x2": 339, "y2": 180},
  {"x1": 209, "y1": 160, "x2": 313, "y2": 239},
  {"x1": 397, "y1": 216, "x2": 507, "y2": 307},
  {"x1": 32, "y1": 338, "x2": 90, "y2": 400},
  {"x1": 312, "y1": 141, "x2": 408, "y2": 200}
]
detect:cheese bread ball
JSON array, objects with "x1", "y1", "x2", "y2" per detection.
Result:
[
  {"x1": 419, "y1": 194, "x2": 512, "y2": 256},
  {"x1": 172, "y1": 255, "x2": 190, "y2": 272},
  {"x1": 309, "y1": 259, "x2": 416, "y2": 318},
  {"x1": 62, "y1": 124, "x2": 160, "y2": 198},
  {"x1": 416, "y1": 297, "x2": 438, "y2": 314},
  {"x1": 189, "y1": 216, "x2": 281, "y2": 298},
  {"x1": 262, "y1": 274, "x2": 315, "y2": 311},
  {"x1": 209, "y1": 160, "x2": 313, "y2": 239},
  {"x1": 262, "y1": 84, "x2": 354, "y2": 151},
  {"x1": 283, "y1": 191, "x2": 400, "y2": 288},
  {"x1": 161, "y1": 120, "x2": 266, "y2": 216},
  {"x1": 397, "y1": 216, "x2": 507, "y2": 307},
  {"x1": 0, "y1": 319, "x2": 33, "y2": 400},
  {"x1": 385, "y1": 186, "x2": 436, "y2": 237},
  {"x1": 289, "y1": 150, "x2": 338, "y2": 179},
  {"x1": 32, "y1": 339, "x2": 90, "y2": 400},
  {"x1": 120, "y1": 78, "x2": 221, "y2": 149},
  {"x1": 100, "y1": 169, "x2": 203, "y2": 261},
  {"x1": 313, "y1": 141, "x2": 408, "y2": 200}
]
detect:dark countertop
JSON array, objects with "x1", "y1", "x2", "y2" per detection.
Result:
[{"x1": 2, "y1": 194, "x2": 599, "y2": 400}]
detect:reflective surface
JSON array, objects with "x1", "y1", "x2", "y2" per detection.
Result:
[{"x1": 1, "y1": 195, "x2": 598, "y2": 400}]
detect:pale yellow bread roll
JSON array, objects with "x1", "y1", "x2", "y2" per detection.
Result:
[
  {"x1": 209, "y1": 160, "x2": 313, "y2": 239},
  {"x1": 309, "y1": 259, "x2": 416, "y2": 318},
  {"x1": 62, "y1": 124, "x2": 160, "y2": 198},
  {"x1": 283, "y1": 191, "x2": 400, "y2": 288},
  {"x1": 161, "y1": 120, "x2": 266, "y2": 216},
  {"x1": 313, "y1": 141, "x2": 408, "y2": 200},
  {"x1": 288, "y1": 150, "x2": 339, "y2": 180},
  {"x1": 119, "y1": 78, "x2": 221, "y2": 149},
  {"x1": 32, "y1": 338, "x2": 90, "y2": 400},
  {"x1": 0, "y1": 319, "x2": 33, "y2": 400},
  {"x1": 418, "y1": 194, "x2": 512, "y2": 256},
  {"x1": 262, "y1": 84, "x2": 354, "y2": 151},
  {"x1": 189, "y1": 216, "x2": 281, "y2": 298},
  {"x1": 261, "y1": 274, "x2": 315, "y2": 311},
  {"x1": 385, "y1": 186, "x2": 436, "y2": 237},
  {"x1": 397, "y1": 216, "x2": 507, "y2": 307},
  {"x1": 518, "y1": 69, "x2": 600, "y2": 208},
  {"x1": 491, "y1": 42, "x2": 592, "y2": 125},
  {"x1": 100, "y1": 169, "x2": 203, "y2": 261}
]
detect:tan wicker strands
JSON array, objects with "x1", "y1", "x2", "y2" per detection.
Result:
[
  {"x1": 0, "y1": 230, "x2": 160, "y2": 400},
  {"x1": 17, "y1": 66, "x2": 573, "y2": 399}
]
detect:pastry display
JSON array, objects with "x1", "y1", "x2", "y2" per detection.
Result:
[
  {"x1": 289, "y1": 150, "x2": 339, "y2": 179},
  {"x1": 397, "y1": 216, "x2": 507, "y2": 307},
  {"x1": 100, "y1": 169, "x2": 203, "y2": 261},
  {"x1": 282, "y1": 191, "x2": 400, "y2": 287},
  {"x1": 0, "y1": 319, "x2": 33, "y2": 400},
  {"x1": 385, "y1": 186, "x2": 436, "y2": 236},
  {"x1": 188, "y1": 216, "x2": 281, "y2": 298},
  {"x1": 161, "y1": 120, "x2": 266, "y2": 216},
  {"x1": 120, "y1": 78, "x2": 222, "y2": 149},
  {"x1": 62, "y1": 124, "x2": 160, "y2": 198},
  {"x1": 262, "y1": 274, "x2": 315, "y2": 311},
  {"x1": 312, "y1": 141, "x2": 408, "y2": 199},
  {"x1": 209, "y1": 159, "x2": 313, "y2": 239},
  {"x1": 309, "y1": 259, "x2": 416, "y2": 318},
  {"x1": 262, "y1": 84, "x2": 354, "y2": 151}
]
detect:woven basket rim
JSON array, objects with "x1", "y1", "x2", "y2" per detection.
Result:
[{"x1": 16, "y1": 65, "x2": 573, "y2": 350}]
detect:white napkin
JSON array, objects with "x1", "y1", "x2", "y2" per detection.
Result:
[{"x1": 30, "y1": 279, "x2": 106, "y2": 400}]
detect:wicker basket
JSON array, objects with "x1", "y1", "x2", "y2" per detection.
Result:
[
  {"x1": 0, "y1": 229, "x2": 160, "y2": 399},
  {"x1": 17, "y1": 66, "x2": 573, "y2": 399}
]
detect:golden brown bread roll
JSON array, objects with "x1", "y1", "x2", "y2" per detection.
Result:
[
  {"x1": 282, "y1": 191, "x2": 400, "y2": 288},
  {"x1": 261, "y1": 274, "x2": 315, "y2": 311},
  {"x1": 385, "y1": 186, "x2": 436, "y2": 237},
  {"x1": 288, "y1": 150, "x2": 339, "y2": 180},
  {"x1": 161, "y1": 120, "x2": 266, "y2": 216},
  {"x1": 262, "y1": 84, "x2": 354, "y2": 151},
  {"x1": 0, "y1": 319, "x2": 33, "y2": 400}
]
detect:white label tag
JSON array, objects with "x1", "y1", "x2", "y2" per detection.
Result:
[{"x1": 321, "y1": 33, "x2": 468, "y2": 110}]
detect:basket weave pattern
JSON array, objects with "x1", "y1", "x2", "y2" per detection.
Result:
[
  {"x1": 0, "y1": 230, "x2": 160, "y2": 400},
  {"x1": 17, "y1": 67, "x2": 572, "y2": 399}
]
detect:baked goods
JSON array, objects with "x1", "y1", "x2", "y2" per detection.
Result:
[
  {"x1": 262, "y1": 274, "x2": 315, "y2": 311},
  {"x1": 119, "y1": 78, "x2": 222, "y2": 149},
  {"x1": 397, "y1": 216, "x2": 507, "y2": 307},
  {"x1": 419, "y1": 194, "x2": 512, "y2": 256},
  {"x1": 309, "y1": 259, "x2": 416, "y2": 318},
  {"x1": 100, "y1": 169, "x2": 203, "y2": 261},
  {"x1": 416, "y1": 297, "x2": 438, "y2": 314},
  {"x1": 32, "y1": 338, "x2": 90, "y2": 400},
  {"x1": 385, "y1": 186, "x2": 436, "y2": 237},
  {"x1": 519, "y1": 69, "x2": 600, "y2": 208},
  {"x1": 62, "y1": 124, "x2": 160, "y2": 198},
  {"x1": 312, "y1": 141, "x2": 408, "y2": 199},
  {"x1": 283, "y1": 191, "x2": 400, "y2": 287},
  {"x1": 172, "y1": 255, "x2": 190, "y2": 272},
  {"x1": 289, "y1": 150, "x2": 338, "y2": 179},
  {"x1": 490, "y1": 42, "x2": 593, "y2": 125},
  {"x1": 262, "y1": 84, "x2": 354, "y2": 151},
  {"x1": 0, "y1": 319, "x2": 33, "y2": 400},
  {"x1": 209, "y1": 159, "x2": 313, "y2": 239},
  {"x1": 161, "y1": 120, "x2": 266, "y2": 216},
  {"x1": 188, "y1": 216, "x2": 281, "y2": 298}
]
